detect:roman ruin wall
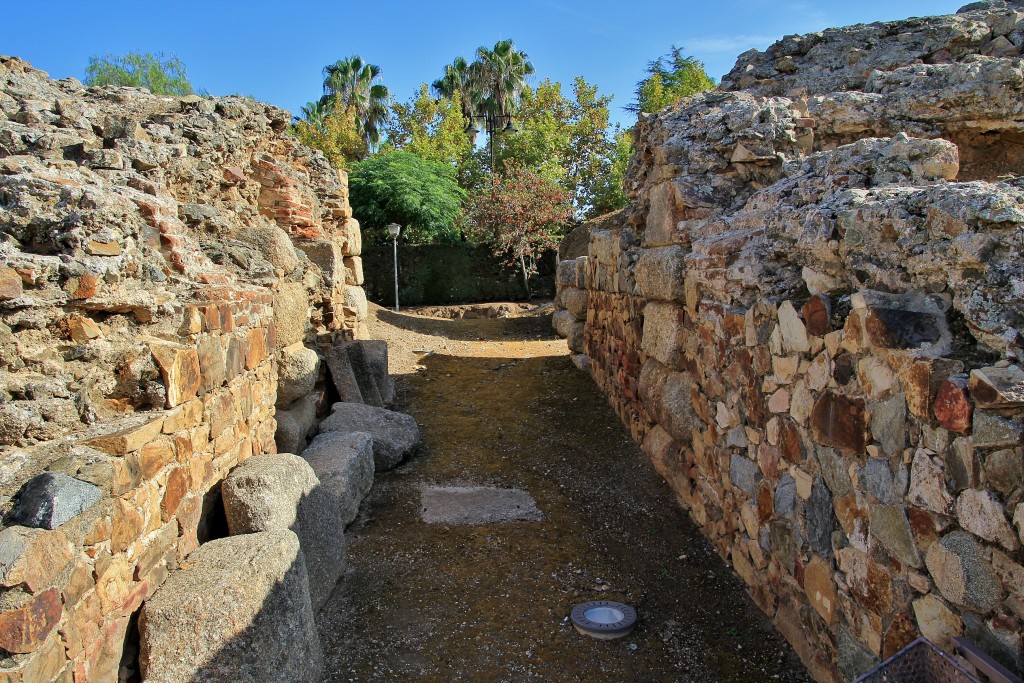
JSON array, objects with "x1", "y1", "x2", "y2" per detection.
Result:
[
  {"x1": 556, "y1": 1, "x2": 1024, "y2": 679},
  {"x1": 0, "y1": 56, "x2": 367, "y2": 680}
]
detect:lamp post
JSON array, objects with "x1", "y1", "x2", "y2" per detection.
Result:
[
  {"x1": 465, "y1": 112, "x2": 517, "y2": 172},
  {"x1": 387, "y1": 223, "x2": 401, "y2": 312}
]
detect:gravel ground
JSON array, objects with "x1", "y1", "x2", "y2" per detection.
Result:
[{"x1": 316, "y1": 303, "x2": 811, "y2": 682}]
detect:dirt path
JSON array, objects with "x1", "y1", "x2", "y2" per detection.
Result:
[{"x1": 317, "y1": 304, "x2": 810, "y2": 682}]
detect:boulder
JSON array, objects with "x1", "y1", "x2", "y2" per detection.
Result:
[
  {"x1": 222, "y1": 453, "x2": 347, "y2": 613},
  {"x1": 301, "y1": 431, "x2": 375, "y2": 526},
  {"x1": 276, "y1": 343, "x2": 319, "y2": 408},
  {"x1": 138, "y1": 530, "x2": 322, "y2": 683},
  {"x1": 275, "y1": 393, "x2": 320, "y2": 455},
  {"x1": 235, "y1": 224, "x2": 299, "y2": 274},
  {"x1": 319, "y1": 402, "x2": 420, "y2": 471}
]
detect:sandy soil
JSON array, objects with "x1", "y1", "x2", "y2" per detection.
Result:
[{"x1": 316, "y1": 303, "x2": 811, "y2": 682}]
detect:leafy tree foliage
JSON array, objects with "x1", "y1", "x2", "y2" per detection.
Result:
[
  {"x1": 496, "y1": 77, "x2": 616, "y2": 217},
  {"x1": 320, "y1": 56, "x2": 391, "y2": 152},
  {"x1": 381, "y1": 84, "x2": 476, "y2": 180},
  {"x1": 473, "y1": 40, "x2": 535, "y2": 119},
  {"x1": 349, "y1": 151, "x2": 466, "y2": 245},
  {"x1": 85, "y1": 52, "x2": 195, "y2": 95},
  {"x1": 292, "y1": 96, "x2": 367, "y2": 169},
  {"x1": 588, "y1": 127, "x2": 633, "y2": 217},
  {"x1": 628, "y1": 46, "x2": 715, "y2": 114},
  {"x1": 463, "y1": 164, "x2": 572, "y2": 298}
]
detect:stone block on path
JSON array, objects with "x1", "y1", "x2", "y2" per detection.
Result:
[
  {"x1": 222, "y1": 453, "x2": 347, "y2": 613},
  {"x1": 324, "y1": 340, "x2": 392, "y2": 407},
  {"x1": 301, "y1": 431, "x2": 375, "y2": 526},
  {"x1": 275, "y1": 393, "x2": 320, "y2": 455},
  {"x1": 319, "y1": 402, "x2": 419, "y2": 471},
  {"x1": 139, "y1": 530, "x2": 323, "y2": 683}
]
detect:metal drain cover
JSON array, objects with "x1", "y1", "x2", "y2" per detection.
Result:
[{"x1": 570, "y1": 600, "x2": 637, "y2": 640}]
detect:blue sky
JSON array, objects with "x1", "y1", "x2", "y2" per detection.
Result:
[{"x1": 6, "y1": 1, "x2": 964, "y2": 129}]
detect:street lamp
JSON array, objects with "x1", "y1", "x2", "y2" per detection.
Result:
[
  {"x1": 387, "y1": 223, "x2": 401, "y2": 312},
  {"x1": 465, "y1": 112, "x2": 518, "y2": 172}
]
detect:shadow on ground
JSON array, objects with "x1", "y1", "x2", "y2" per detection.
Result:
[{"x1": 317, "y1": 340, "x2": 812, "y2": 682}]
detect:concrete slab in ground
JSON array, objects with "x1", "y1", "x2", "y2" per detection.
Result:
[{"x1": 419, "y1": 486, "x2": 543, "y2": 525}]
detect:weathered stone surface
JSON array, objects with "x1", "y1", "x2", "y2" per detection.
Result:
[
  {"x1": 559, "y1": 287, "x2": 589, "y2": 320},
  {"x1": 869, "y1": 394, "x2": 906, "y2": 456},
  {"x1": 972, "y1": 410, "x2": 1024, "y2": 448},
  {"x1": 641, "y1": 302, "x2": 686, "y2": 368},
  {"x1": 870, "y1": 504, "x2": 921, "y2": 568},
  {"x1": 139, "y1": 530, "x2": 323, "y2": 683},
  {"x1": 0, "y1": 588, "x2": 62, "y2": 654},
  {"x1": 300, "y1": 431, "x2": 374, "y2": 528},
  {"x1": 934, "y1": 377, "x2": 973, "y2": 433},
  {"x1": 956, "y1": 488, "x2": 1019, "y2": 551},
  {"x1": 223, "y1": 453, "x2": 346, "y2": 613},
  {"x1": 730, "y1": 454, "x2": 762, "y2": 498},
  {"x1": 319, "y1": 403, "x2": 419, "y2": 471},
  {"x1": 807, "y1": 476, "x2": 834, "y2": 558},
  {"x1": 275, "y1": 393, "x2": 320, "y2": 455},
  {"x1": 635, "y1": 246, "x2": 687, "y2": 302},
  {"x1": 908, "y1": 449, "x2": 954, "y2": 515},
  {"x1": 361, "y1": 340, "x2": 394, "y2": 405},
  {"x1": 10, "y1": 473, "x2": 102, "y2": 530},
  {"x1": 273, "y1": 282, "x2": 309, "y2": 349},
  {"x1": 802, "y1": 295, "x2": 832, "y2": 337},
  {"x1": 811, "y1": 392, "x2": 867, "y2": 454},
  {"x1": 277, "y1": 342, "x2": 319, "y2": 408},
  {"x1": 925, "y1": 531, "x2": 1001, "y2": 612},
  {"x1": 985, "y1": 448, "x2": 1023, "y2": 496},
  {"x1": 324, "y1": 340, "x2": 390, "y2": 407},
  {"x1": 638, "y1": 360, "x2": 698, "y2": 442},
  {"x1": 775, "y1": 473, "x2": 797, "y2": 518},
  {"x1": 805, "y1": 557, "x2": 837, "y2": 624},
  {"x1": 970, "y1": 365, "x2": 1024, "y2": 409},
  {"x1": 912, "y1": 594, "x2": 962, "y2": 649},
  {"x1": 344, "y1": 285, "x2": 368, "y2": 322},
  {"x1": 150, "y1": 342, "x2": 201, "y2": 408},
  {"x1": 236, "y1": 223, "x2": 299, "y2": 274},
  {"x1": 777, "y1": 301, "x2": 810, "y2": 354},
  {"x1": 0, "y1": 527, "x2": 73, "y2": 593},
  {"x1": 84, "y1": 415, "x2": 165, "y2": 455}
]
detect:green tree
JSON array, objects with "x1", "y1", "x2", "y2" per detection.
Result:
[
  {"x1": 84, "y1": 52, "x2": 195, "y2": 95},
  {"x1": 474, "y1": 39, "x2": 535, "y2": 119},
  {"x1": 293, "y1": 96, "x2": 367, "y2": 169},
  {"x1": 628, "y1": 46, "x2": 716, "y2": 114},
  {"x1": 464, "y1": 164, "x2": 572, "y2": 298},
  {"x1": 349, "y1": 151, "x2": 466, "y2": 244},
  {"x1": 498, "y1": 77, "x2": 615, "y2": 216},
  {"x1": 381, "y1": 84, "x2": 474, "y2": 178},
  {"x1": 588, "y1": 127, "x2": 633, "y2": 217},
  {"x1": 321, "y1": 56, "x2": 391, "y2": 153}
]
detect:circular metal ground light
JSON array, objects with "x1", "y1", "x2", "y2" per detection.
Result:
[{"x1": 570, "y1": 600, "x2": 637, "y2": 640}]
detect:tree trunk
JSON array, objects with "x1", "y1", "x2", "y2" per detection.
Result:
[{"x1": 518, "y1": 252, "x2": 531, "y2": 301}]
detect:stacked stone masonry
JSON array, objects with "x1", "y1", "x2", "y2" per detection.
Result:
[
  {"x1": 0, "y1": 56, "x2": 367, "y2": 680},
  {"x1": 556, "y1": 2, "x2": 1024, "y2": 680}
]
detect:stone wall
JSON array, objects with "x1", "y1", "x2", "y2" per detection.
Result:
[
  {"x1": 0, "y1": 57, "x2": 366, "y2": 680},
  {"x1": 557, "y1": 2, "x2": 1024, "y2": 680}
]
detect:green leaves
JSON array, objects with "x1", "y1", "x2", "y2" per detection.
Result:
[
  {"x1": 84, "y1": 52, "x2": 195, "y2": 96},
  {"x1": 628, "y1": 46, "x2": 716, "y2": 114},
  {"x1": 349, "y1": 151, "x2": 466, "y2": 245}
]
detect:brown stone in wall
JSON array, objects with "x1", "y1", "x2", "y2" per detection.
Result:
[
  {"x1": 934, "y1": 377, "x2": 972, "y2": 433},
  {"x1": 0, "y1": 588, "x2": 62, "y2": 654},
  {"x1": 150, "y1": 343, "x2": 202, "y2": 408},
  {"x1": 802, "y1": 295, "x2": 832, "y2": 337},
  {"x1": 0, "y1": 267, "x2": 24, "y2": 300},
  {"x1": 810, "y1": 391, "x2": 868, "y2": 454}
]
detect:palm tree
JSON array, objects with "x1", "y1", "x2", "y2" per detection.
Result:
[
  {"x1": 296, "y1": 100, "x2": 330, "y2": 130},
  {"x1": 474, "y1": 40, "x2": 534, "y2": 119},
  {"x1": 320, "y1": 56, "x2": 390, "y2": 152},
  {"x1": 431, "y1": 56, "x2": 482, "y2": 121}
]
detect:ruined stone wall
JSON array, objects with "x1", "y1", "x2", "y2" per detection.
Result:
[
  {"x1": 558, "y1": 2, "x2": 1024, "y2": 680},
  {"x1": 0, "y1": 57, "x2": 365, "y2": 680}
]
